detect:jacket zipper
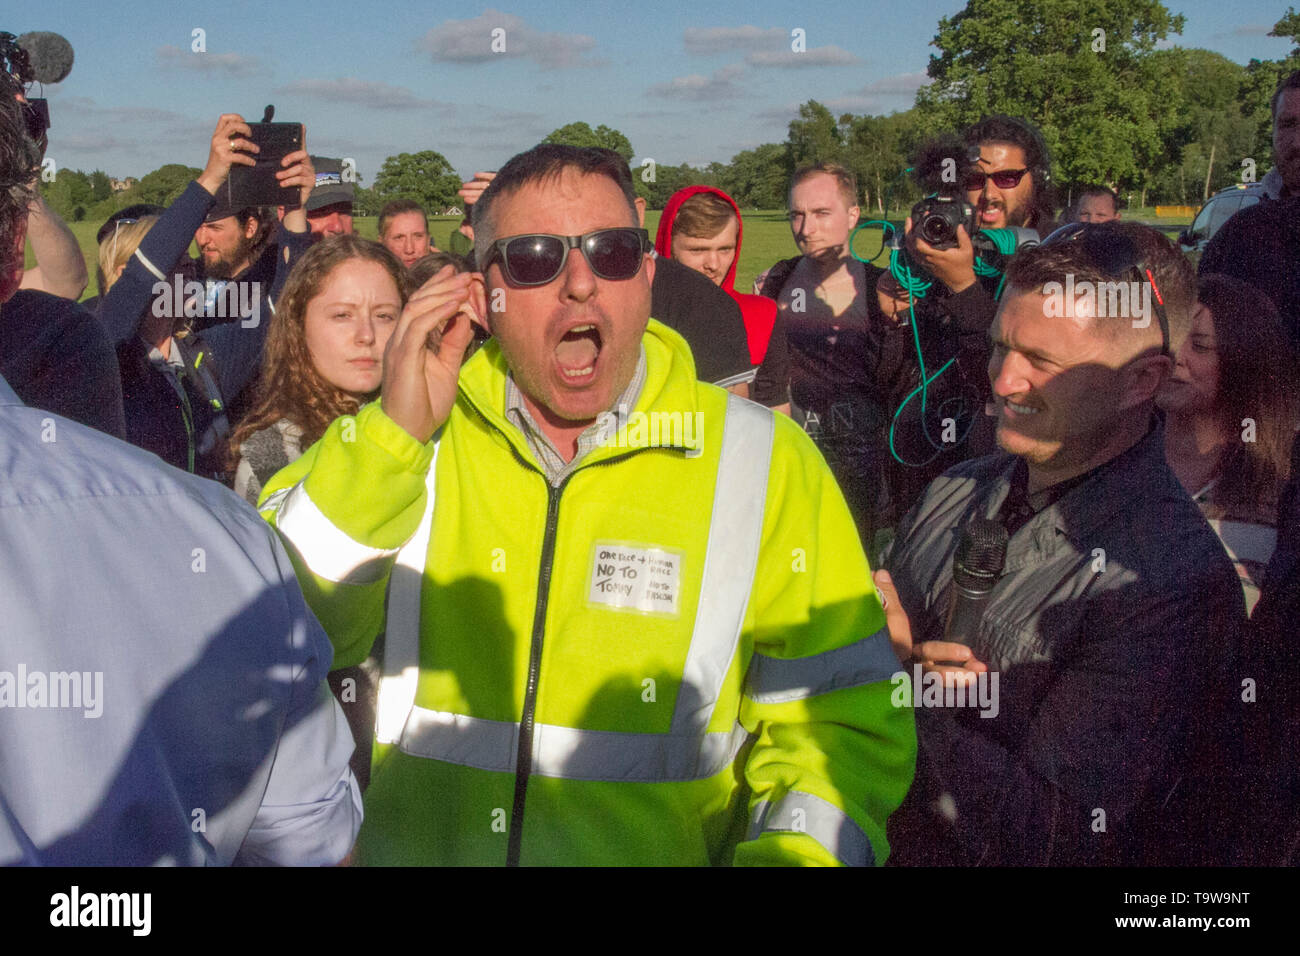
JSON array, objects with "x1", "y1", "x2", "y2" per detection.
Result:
[{"x1": 460, "y1": 396, "x2": 665, "y2": 865}]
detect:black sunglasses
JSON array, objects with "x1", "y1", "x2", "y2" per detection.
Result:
[
  {"x1": 480, "y1": 228, "x2": 651, "y2": 286},
  {"x1": 963, "y1": 167, "x2": 1030, "y2": 191},
  {"x1": 1041, "y1": 222, "x2": 1171, "y2": 355}
]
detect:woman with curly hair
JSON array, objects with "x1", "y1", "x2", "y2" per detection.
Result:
[
  {"x1": 230, "y1": 235, "x2": 411, "y2": 503},
  {"x1": 1159, "y1": 272, "x2": 1300, "y2": 614}
]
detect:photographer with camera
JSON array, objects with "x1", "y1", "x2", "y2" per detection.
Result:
[
  {"x1": 99, "y1": 113, "x2": 315, "y2": 481},
  {"x1": 876, "y1": 116, "x2": 1057, "y2": 519}
]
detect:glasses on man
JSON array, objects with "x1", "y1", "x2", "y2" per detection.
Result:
[
  {"x1": 963, "y1": 168, "x2": 1030, "y2": 191},
  {"x1": 480, "y1": 228, "x2": 651, "y2": 286},
  {"x1": 1040, "y1": 221, "x2": 1171, "y2": 356}
]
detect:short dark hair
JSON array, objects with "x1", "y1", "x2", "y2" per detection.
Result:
[
  {"x1": 408, "y1": 250, "x2": 469, "y2": 286},
  {"x1": 0, "y1": 93, "x2": 40, "y2": 261},
  {"x1": 378, "y1": 199, "x2": 428, "y2": 238},
  {"x1": 789, "y1": 162, "x2": 859, "y2": 210},
  {"x1": 1076, "y1": 185, "x2": 1119, "y2": 213},
  {"x1": 1271, "y1": 70, "x2": 1300, "y2": 121},
  {"x1": 1004, "y1": 222, "x2": 1196, "y2": 352},
  {"x1": 962, "y1": 115, "x2": 1057, "y2": 229},
  {"x1": 472, "y1": 144, "x2": 639, "y2": 266}
]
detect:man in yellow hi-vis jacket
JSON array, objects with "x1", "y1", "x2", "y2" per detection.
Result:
[{"x1": 259, "y1": 144, "x2": 915, "y2": 866}]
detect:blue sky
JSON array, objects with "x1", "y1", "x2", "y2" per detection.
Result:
[{"x1": 24, "y1": 0, "x2": 1297, "y2": 182}]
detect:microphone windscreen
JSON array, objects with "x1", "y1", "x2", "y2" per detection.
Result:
[
  {"x1": 18, "y1": 32, "x2": 74, "y2": 84},
  {"x1": 953, "y1": 517, "x2": 1009, "y2": 590}
]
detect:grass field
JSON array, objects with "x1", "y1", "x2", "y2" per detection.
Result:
[{"x1": 33, "y1": 208, "x2": 1190, "y2": 305}]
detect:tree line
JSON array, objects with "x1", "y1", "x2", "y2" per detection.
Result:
[{"x1": 39, "y1": 2, "x2": 1300, "y2": 225}]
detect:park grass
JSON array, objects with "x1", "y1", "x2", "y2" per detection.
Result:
[{"x1": 35, "y1": 208, "x2": 1190, "y2": 305}]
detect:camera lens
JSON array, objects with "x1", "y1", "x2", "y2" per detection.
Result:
[{"x1": 921, "y1": 215, "x2": 950, "y2": 245}]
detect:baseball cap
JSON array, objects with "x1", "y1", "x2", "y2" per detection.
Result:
[
  {"x1": 97, "y1": 204, "x2": 164, "y2": 244},
  {"x1": 307, "y1": 156, "x2": 354, "y2": 212}
]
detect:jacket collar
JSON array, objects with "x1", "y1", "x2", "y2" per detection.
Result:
[
  {"x1": 0, "y1": 372, "x2": 21, "y2": 407},
  {"x1": 975, "y1": 416, "x2": 1171, "y2": 567},
  {"x1": 455, "y1": 317, "x2": 705, "y2": 469}
]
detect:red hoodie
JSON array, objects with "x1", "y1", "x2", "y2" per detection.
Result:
[{"x1": 654, "y1": 185, "x2": 777, "y2": 366}]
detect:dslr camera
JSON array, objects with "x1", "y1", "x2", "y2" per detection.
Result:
[
  {"x1": 907, "y1": 134, "x2": 979, "y2": 250},
  {"x1": 909, "y1": 194, "x2": 974, "y2": 250}
]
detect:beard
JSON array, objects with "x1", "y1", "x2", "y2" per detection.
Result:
[{"x1": 203, "y1": 235, "x2": 256, "y2": 280}]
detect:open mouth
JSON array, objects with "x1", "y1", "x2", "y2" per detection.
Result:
[{"x1": 555, "y1": 324, "x2": 603, "y2": 380}]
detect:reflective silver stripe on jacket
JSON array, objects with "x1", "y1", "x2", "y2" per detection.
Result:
[
  {"x1": 394, "y1": 394, "x2": 775, "y2": 781},
  {"x1": 745, "y1": 625, "x2": 897, "y2": 705},
  {"x1": 271, "y1": 481, "x2": 401, "y2": 585},
  {"x1": 376, "y1": 440, "x2": 441, "y2": 745},
  {"x1": 671, "y1": 395, "x2": 774, "y2": 735},
  {"x1": 748, "y1": 790, "x2": 874, "y2": 866},
  {"x1": 401, "y1": 709, "x2": 752, "y2": 782}
]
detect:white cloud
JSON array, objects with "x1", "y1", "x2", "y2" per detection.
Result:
[
  {"x1": 683, "y1": 25, "x2": 786, "y2": 54},
  {"x1": 276, "y1": 78, "x2": 454, "y2": 112},
  {"x1": 420, "y1": 9, "x2": 601, "y2": 68},
  {"x1": 746, "y1": 46, "x2": 860, "y2": 68},
  {"x1": 155, "y1": 45, "x2": 266, "y2": 76},
  {"x1": 648, "y1": 63, "x2": 748, "y2": 101}
]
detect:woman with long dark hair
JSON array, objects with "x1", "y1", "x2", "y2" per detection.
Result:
[{"x1": 1159, "y1": 272, "x2": 1300, "y2": 613}]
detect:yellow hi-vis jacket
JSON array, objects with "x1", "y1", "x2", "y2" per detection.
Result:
[{"x1": 260, "y1": 319, "x2": 915, "y2": 866}]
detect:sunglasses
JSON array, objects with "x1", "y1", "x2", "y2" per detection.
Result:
[
  {"x1": 1041, "y1": 222, "x2": 1171, "y2": 355},
  {"x1": 963, "y1": 167, "x2": 1030, "y2": 191},
  {"x1": 480, "y1": 228, "x2": 651, "y2": 286}
]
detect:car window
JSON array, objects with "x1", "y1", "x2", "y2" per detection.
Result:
[
  {"x1": 1207, "y1": 194, "x2": 1243, "y2": 238},
  {"x1": 1189, "y1": 201, "x2": 1215, "y2": 240}
]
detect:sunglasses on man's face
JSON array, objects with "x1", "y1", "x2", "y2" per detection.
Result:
[
  {"x1": 963, "y1": 167, "x2": 1030, "y2": 191},
  {"x1": 480, "y1": 228, "x2": 652, "y2": 286},
  {"x1": 1040, "y1": 221, "x2": 1171, "y2": 355}
]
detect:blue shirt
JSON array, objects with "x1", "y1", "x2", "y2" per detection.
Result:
[{"x1": 0, "y1": 375, "x2": 361, "y2": 865}]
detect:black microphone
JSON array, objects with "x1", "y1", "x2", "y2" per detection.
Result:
[
  {"x1": 943, "y1": 517, "x2": 1009, "y2": 647},
  {"x1": 17, "y1": 32, "x2": 74, "y2": 84}
]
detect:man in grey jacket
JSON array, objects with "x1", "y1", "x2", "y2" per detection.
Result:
[
  {"x1": 0, "y1": 88, "x2": 361, "y2": 866},
  {"x1": 874, "y1": 222, "x2": 1247, "y2": 865}
]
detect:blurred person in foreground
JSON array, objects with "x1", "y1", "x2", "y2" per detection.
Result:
[{"x1": 0, "y1": 79, "x2": 360, "y2": 867}]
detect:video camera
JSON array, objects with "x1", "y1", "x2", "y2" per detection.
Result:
[{"x1": 1, "y1": 30, "x2": 75, "y2": 145}]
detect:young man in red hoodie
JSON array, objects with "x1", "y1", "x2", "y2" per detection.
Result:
[{"x1": 655, "y1": 186, "x2": 790, "y2": 413}]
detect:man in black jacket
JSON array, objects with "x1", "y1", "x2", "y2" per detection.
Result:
[
  {"x1": 1198, "y1": 71, "x2": 1300, "y2": 350},
  {"x1": 875, "y1": 223, "x2": 1246, "y2": 865}
]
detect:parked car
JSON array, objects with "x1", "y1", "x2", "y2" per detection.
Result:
[{"x1": 1179, "y1": 182, "x2": 1268, "y2": 266}]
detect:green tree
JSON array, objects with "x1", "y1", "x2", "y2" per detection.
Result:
[
  {"x1": 914, "y1": 0, "x2": 1186, "y2": 189},
  {"x1": 541, "y1": 121, "x2": 635, "y2": 162},
  {"x1": 372, "y1": 151, "x2": 462, "y2": 212},
  {"x1": 89, "y1": 170, "x2": 112, "y2": 203},
  {"x1": 845, "y1": 109, "x2": 924, "y2": 214},
  {"x1": 719, "y1": 143, "x2": 789, "y2": 209},
  {"x1": 1239, "y1": 7, "x2": 1300, "y2": 167},
  {"x1": 132, "y1": 164, "x2": 203, "y2": 206},
  {"x1": 784, "y1": 101, "x2": 844, "y2": 168}
]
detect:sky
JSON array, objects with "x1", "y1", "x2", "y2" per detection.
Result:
[{"x1": 19, "y1": 0, "x2": 1298, "y2": 183}]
